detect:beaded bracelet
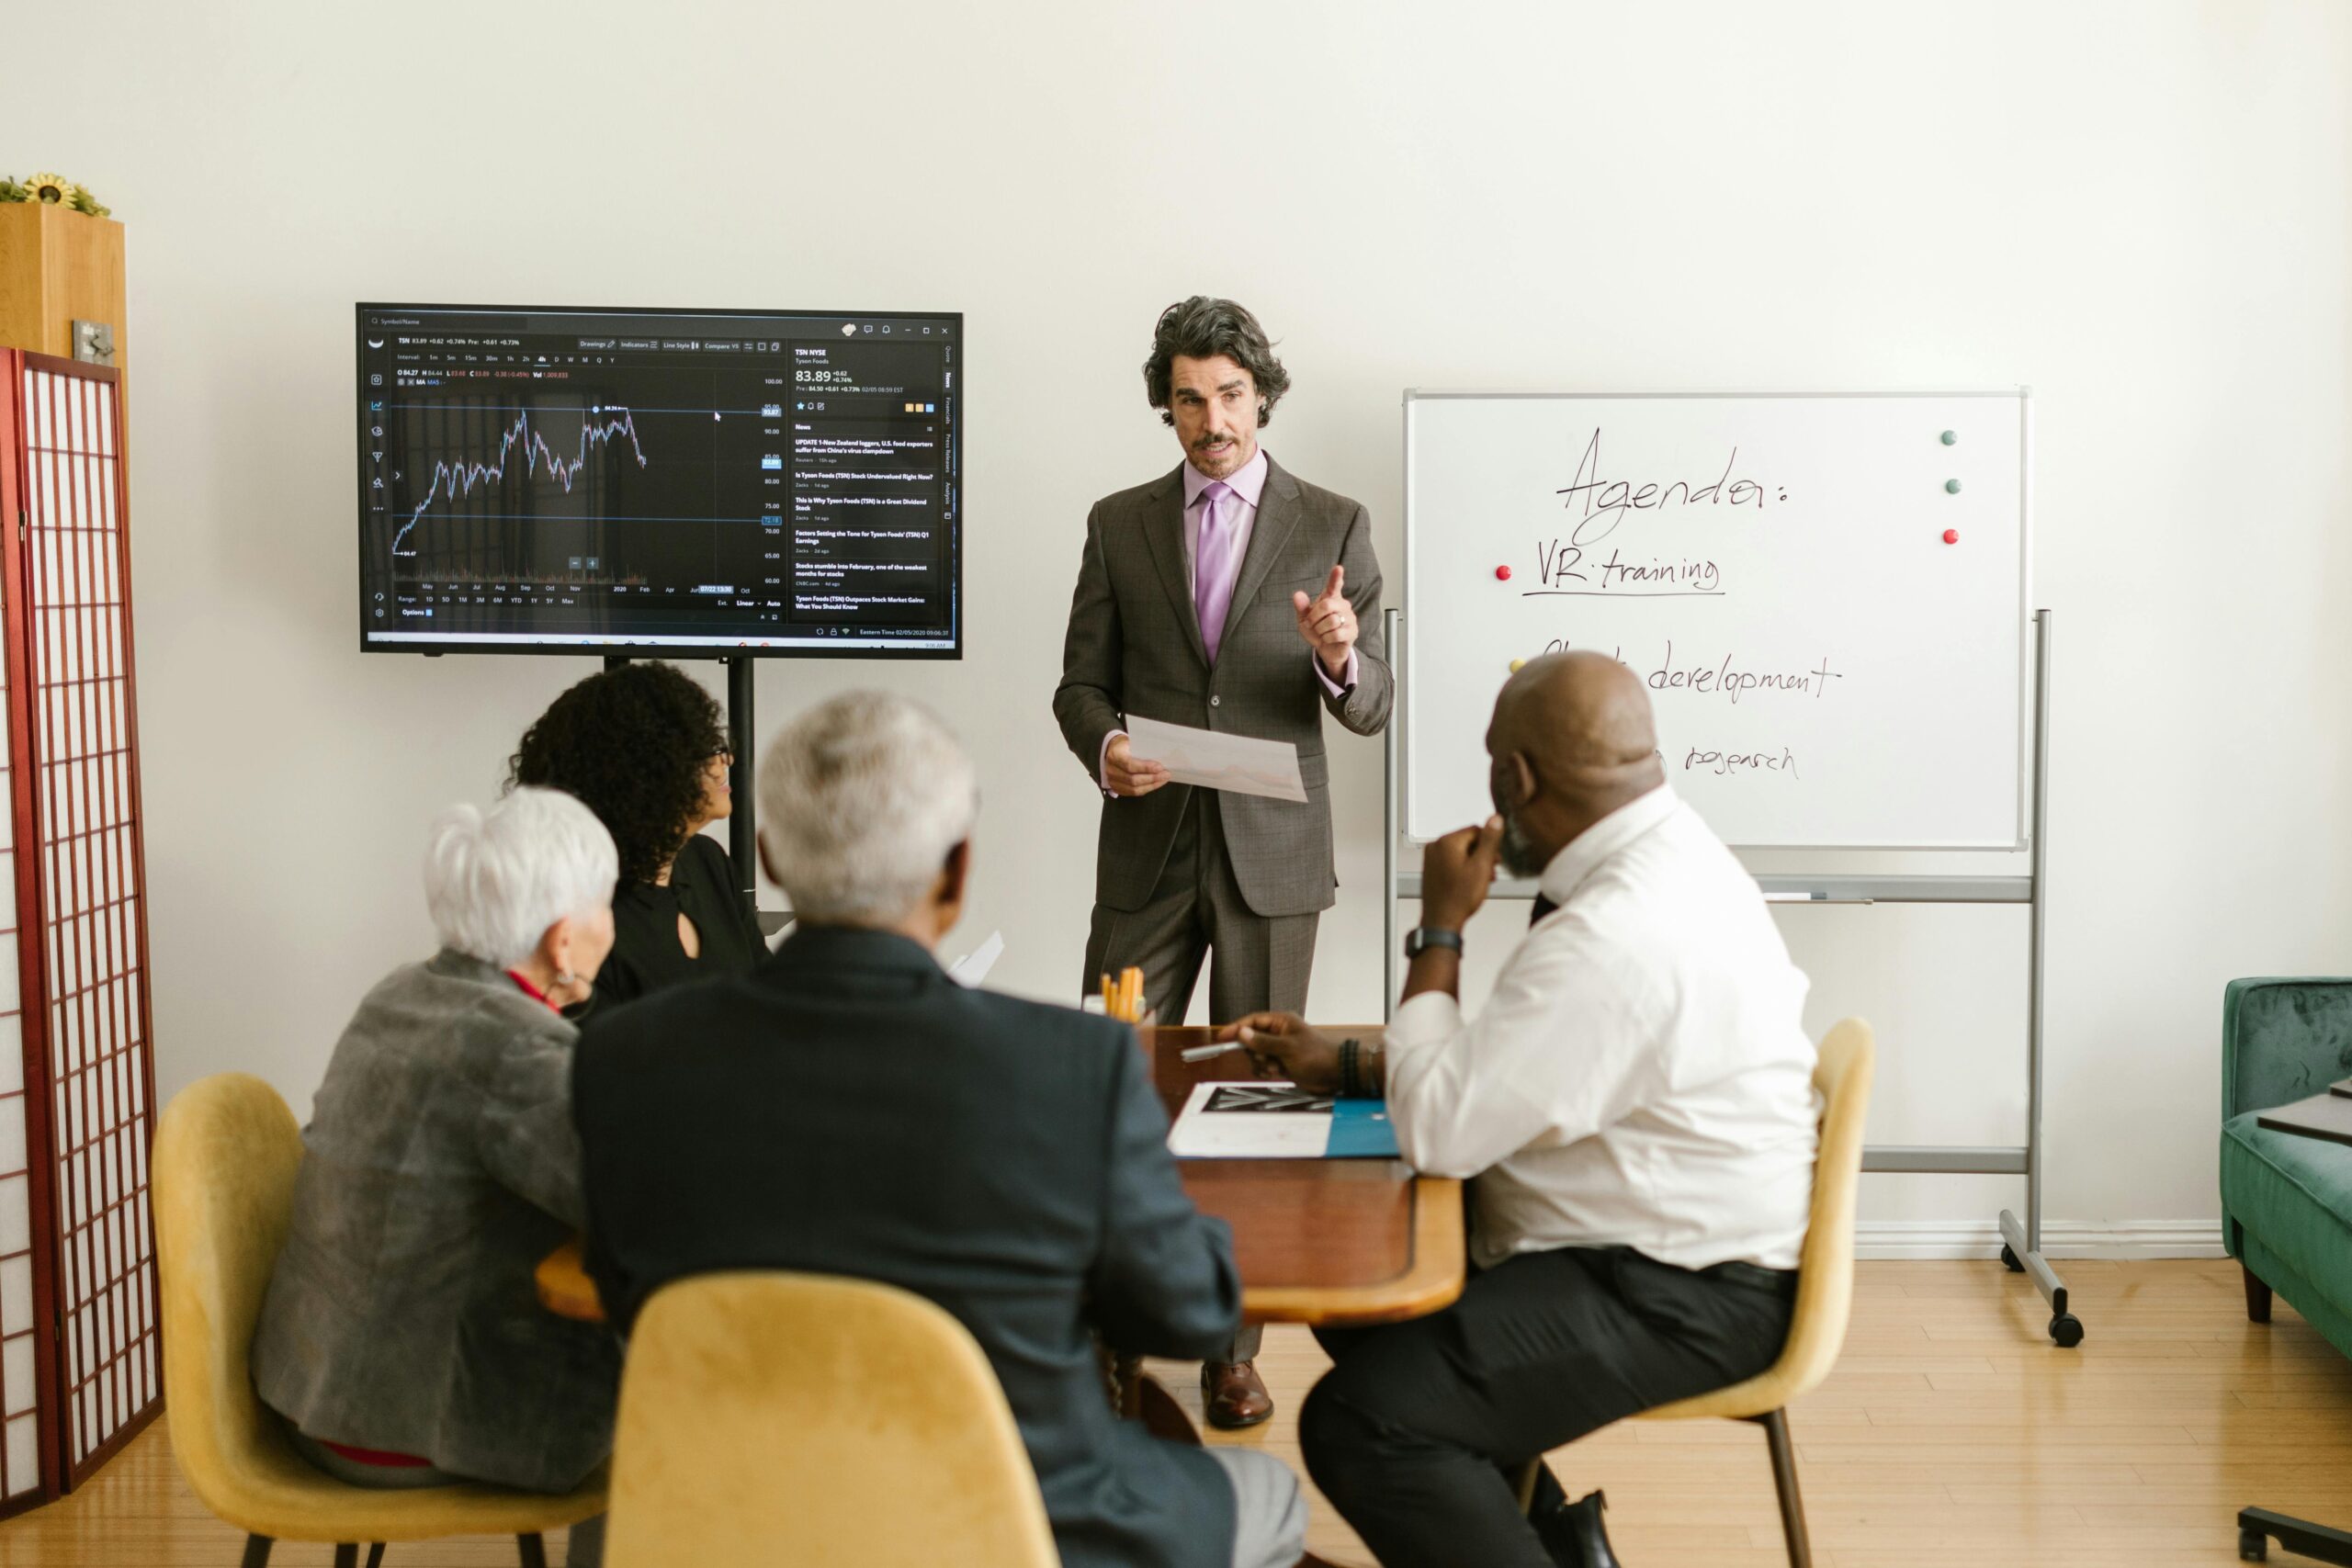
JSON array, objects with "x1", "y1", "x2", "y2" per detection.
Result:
[{"x1": 1338, "y1": 1037, "x2": 1365, "y2": 1100}]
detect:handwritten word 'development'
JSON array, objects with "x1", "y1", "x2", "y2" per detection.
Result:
[
  {"x1": 1555, "y1": 430, "x2": 1785, "y2": 547},
  {"x1": 1532, "y1": 542, "x2": 1723, "y2": 596},
  {"x1": 1684, "y1": 746, "x2": 1798, "y2": 778},
  {"x1": 1649, "y1": 642, "x2": 1841, "y2": 705}
]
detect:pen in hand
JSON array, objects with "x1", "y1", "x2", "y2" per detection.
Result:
[{"x1": 1180, "y1": 1040, "x2": 1248, "y2": 1065}]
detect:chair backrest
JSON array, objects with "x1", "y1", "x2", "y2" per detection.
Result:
[
  {"x1": 605, "y1": 1271, "x2": 1059, "y2": 1568},
  {"x1": 1770, "y1": 1018, "x2": 1875, "y2": 1397},
  {"x1": 152, "y1": 1072, "x2": 307, "y2": 1514}
]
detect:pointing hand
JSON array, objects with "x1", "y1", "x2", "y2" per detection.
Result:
[{"x1": 1294, "y1": 565, "x2": 1356, "y2": 678}]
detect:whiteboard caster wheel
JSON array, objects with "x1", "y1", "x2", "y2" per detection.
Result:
[
  {"x1": 2049, "y1": 1313, "x2": 2085, "y2": 1348},
  {"x1": 2000, "y1": 1245, "x2": 2024, "y2": 1273}
]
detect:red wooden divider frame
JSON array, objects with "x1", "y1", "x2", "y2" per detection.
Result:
[{"x1": 0, "y1": 350, "x2": 162, "y2": 1512}]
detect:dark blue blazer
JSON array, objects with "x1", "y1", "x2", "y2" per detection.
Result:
[{"x1": 573, "y1": 924, "x2": 1243, "y2": 1568}]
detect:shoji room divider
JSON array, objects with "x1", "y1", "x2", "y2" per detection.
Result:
[{"x1": 0, "y1": 349, "x2": 160, "y2": 1512}]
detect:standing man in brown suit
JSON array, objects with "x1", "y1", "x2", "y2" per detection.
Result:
[{"x1": 1055, "y1": 296, "x2": 1393, "y2": 1427}]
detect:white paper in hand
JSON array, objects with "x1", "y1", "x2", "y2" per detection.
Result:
[
  {"x1": 1125, "y1": 716, "x2": 1307, "y2": 804},
  {"x1": 946, "y1": 930, "x2": 1004, "y2": 987}
]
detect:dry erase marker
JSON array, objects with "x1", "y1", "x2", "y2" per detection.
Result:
[{"x1": 1181, "y1": 1041, "x2": 1247, "y2": 1064}]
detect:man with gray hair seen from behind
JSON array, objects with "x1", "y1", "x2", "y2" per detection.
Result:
[{"x1": 572, "y1": 692, "x2": 1308, "y2": 1568}]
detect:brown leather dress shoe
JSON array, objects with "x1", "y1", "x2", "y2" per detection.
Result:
[{"x1": 1202, "y1": 1359, "x2": 1274, "y2": 1428}]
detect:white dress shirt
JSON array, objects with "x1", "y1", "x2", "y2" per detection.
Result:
[
  {"x1": 1386, "y1": 785, "x2": 1820, "y2": 1271},
  {"x1": 1096, "y1": 447, "x2": 1357, "y2": 790}
]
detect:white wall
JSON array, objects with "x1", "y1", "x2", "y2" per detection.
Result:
[{"x1": 6, "y1": 1, "x2": 2348, "y2": 1242}]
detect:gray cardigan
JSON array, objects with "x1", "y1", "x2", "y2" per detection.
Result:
[{"x1": 252, "y1": 949, "x2": 618, "y2": 1492}]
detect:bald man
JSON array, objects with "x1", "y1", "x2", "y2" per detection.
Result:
[{"x1": 1225, "y1": 653, "x2": 1821, "y2": 1568}]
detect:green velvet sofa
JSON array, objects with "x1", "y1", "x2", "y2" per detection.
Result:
[
  {"x1": 2221, "y1": 978, "x2": 2352, "y2": 1562},
  {"x1": 2221, "y1": 977, "x2": 2352, "y2": 1351}
]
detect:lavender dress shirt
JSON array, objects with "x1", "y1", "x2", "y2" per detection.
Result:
[{"x1": 1098, "y1": 448, "x2": 1357, "y2": 790}]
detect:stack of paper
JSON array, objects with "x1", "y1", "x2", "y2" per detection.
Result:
[
  {"x1": 1166, "y1": 1081, "x2": 1400, "y2": 1159},
  {"x1": 1125, "y1": 716, "x2": 1307, "y2": 804}
]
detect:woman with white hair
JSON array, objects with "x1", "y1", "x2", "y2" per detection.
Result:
[{"x1": 250, "y1": 787, "x2": 622, "y2": 1567}]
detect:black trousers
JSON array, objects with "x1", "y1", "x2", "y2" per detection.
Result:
[{"x1": 1302, "y1": 1246, "x2": 1794, "y2": 1568}]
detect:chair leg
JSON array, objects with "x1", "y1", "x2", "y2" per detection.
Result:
[
  {"x1": 1755, "y1": 1409, "x2": 1815, "y2": 1568},
  {"x1": 516, "y1": 1532, "x2": 549, "y2": 1568},
  {"x1": 1511, "y1": 1457, "x2": 1542, "y2": 1514},
  {"x1": 334, "y1": 1548, "x2": 358, "y2": 1568},
  {"x1": 240, "y1": 1537, "x2": 273, "y2": 1568},
  {"x1": 2240, "y1": 1506, "x2": 2352, "y2": 1563},
  {"x1": 2245, "y1": 1264, "x2": 2274, "y2": 1324},
  {"x1": 365, "y1": 1547, "x2": 387, "y2": 1568}
]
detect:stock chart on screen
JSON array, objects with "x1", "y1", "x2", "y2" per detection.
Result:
[{"x1": 356, "y1": 303, "x2": 960, "y2": 657}]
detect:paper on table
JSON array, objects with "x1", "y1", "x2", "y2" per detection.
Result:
[
  {"x1": 1125, "y1": 716, "x2": 1307, "y2": 804},
  {"x1": 947, "y1": 930, "x2": 1003, "y2": 987},
  {"x1": 1168, "y1": 1080, "x2": 1331, "y2": 1157}
]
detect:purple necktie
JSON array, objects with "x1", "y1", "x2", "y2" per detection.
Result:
[{"x1": 1194, "y1": 480, "x2": 1237, "y2": 663}]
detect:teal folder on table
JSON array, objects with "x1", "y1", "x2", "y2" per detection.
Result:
[{"x1": 1326, "y1": 1100, "x2": 1400, "y2": 1158}]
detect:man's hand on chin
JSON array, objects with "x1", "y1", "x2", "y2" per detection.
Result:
[
  {"x1": 1420, "y1": 817, "x2": 1505, "y2": 931},
  {"x1": 1218, "y1": 1012, "x2": 1340, "y2": 1093}
]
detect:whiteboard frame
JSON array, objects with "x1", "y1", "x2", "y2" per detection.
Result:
[{"x1": 1399, "y1": 388, "x2": 2035, "y2": 852}]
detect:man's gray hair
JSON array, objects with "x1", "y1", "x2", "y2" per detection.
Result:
[
  {"x1": 759, "y1": 692, "x2": 979, "y2": 927},
  {"x1": 423, "y1": 786, "x2": 617, "y2": 968}
]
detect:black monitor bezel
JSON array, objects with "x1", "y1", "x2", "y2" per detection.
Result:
[{"x1": 354, "y1": 299, "x2": 964, "y2": 661}]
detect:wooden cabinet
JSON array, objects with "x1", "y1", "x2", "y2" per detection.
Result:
[{"x1": 0, "y1": 207, "x2": 127, "y2": 373}]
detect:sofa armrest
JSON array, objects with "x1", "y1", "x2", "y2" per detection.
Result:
[{"x1": 2224, "y1": 978, "x2": 2352, "y2": 1122}]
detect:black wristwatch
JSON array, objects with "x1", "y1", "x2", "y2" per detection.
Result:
[{"x1": 1404, "y1": 926, "x2": 1464, "y2": 959}]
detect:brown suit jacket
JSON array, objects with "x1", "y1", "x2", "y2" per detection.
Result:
[{"x1": 1054, "y1": 456, "x2": 1392, "y2": 918}]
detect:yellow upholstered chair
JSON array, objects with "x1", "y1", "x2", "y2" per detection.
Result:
[
  {"x1": 605, "y1": 1272, "x2": 1059, "y2": 1568},
  {"x1": 153, "y1": 1072, "x2": 605, "y2": 1568},
  {"x1": 1521, "y1": 1017, "x2": 1875, "y2": 1568}
]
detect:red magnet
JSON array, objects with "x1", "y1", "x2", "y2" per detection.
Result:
[
  {"x1": 1495, "y1": 565, "x2": 1512, "y2": 581},
  {"x1": 1942, "y1": 529, "x2": 1960, "y2": 545}
]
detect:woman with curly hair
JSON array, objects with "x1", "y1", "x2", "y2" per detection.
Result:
[{"x1": 510, "y1": 661, "x2": 767, "y2": 1010}]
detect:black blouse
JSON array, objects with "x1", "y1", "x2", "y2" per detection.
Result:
[{"x1": 589, "y1": 833, "x2": 768, "y2": 1011}]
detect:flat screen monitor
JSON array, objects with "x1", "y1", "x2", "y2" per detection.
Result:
[{"x1": 356, "y1": 302, "x2": 960, "y2": 658}]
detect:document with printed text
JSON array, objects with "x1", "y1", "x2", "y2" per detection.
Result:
[{"x1": 1167, "y1": 1081, "x2": 1401, "y2": 1160}]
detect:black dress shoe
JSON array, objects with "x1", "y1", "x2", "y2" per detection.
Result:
[{"x1": 1532, "y1": 1488, "x2": 1623, "y2": 1568}]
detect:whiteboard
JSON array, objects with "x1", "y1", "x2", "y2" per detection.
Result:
[{"x1": 1403, "y1": 392, "x2": 2030, "y2": 848}]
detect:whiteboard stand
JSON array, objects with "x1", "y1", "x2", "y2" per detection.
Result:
[{"x1": 1381, "y1": 606, "x2": 2081, "y2": 1348}]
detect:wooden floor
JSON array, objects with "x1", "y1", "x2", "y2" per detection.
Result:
[{"x1": 5, "y1": 1259, "x2": 2348, "y2": 1565}]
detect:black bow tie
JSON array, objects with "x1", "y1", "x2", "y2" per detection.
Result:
[{"x1": 1530, "y1": 894, "x2": 1557, "y2": 927}]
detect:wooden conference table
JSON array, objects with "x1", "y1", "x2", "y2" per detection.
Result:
[{"x1": 537, "y1": 1023, "x2": 1467, "y2": 1329}]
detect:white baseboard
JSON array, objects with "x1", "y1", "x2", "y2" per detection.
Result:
[{"x1": 1855, "y1": 1218, "x2": 2225, "y2": 1261}]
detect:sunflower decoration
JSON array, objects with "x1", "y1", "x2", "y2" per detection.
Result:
[{"x1": 0, "y1": 173, "x2": 110, "y2": 216}]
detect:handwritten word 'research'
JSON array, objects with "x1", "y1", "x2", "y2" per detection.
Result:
[
  {"x1": 1649, "y1": 642, "x2": 1842, "y2": 705},
  {"x1": 1684, "y1": 746, "x2": 1799, "y2": 778},
  {"x1": 1556, "y1": 430, "x2": 1786, "y2": 547}
]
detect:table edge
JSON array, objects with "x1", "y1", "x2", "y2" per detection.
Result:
[
  {"x1": 1240, "y1": 1175, "x2": 1466, "y2": 1326},
  {"x1": 537, "y1": 1177, "x2": 1472, "y2": 1329}
]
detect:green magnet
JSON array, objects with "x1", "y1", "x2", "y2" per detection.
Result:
[
  {"x1": 1945, "y1": 479, "x2": 1962, "y2": 494},
  {"x1": 1940, "y1": 430, "x2": 1957, "y2": 445}
]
